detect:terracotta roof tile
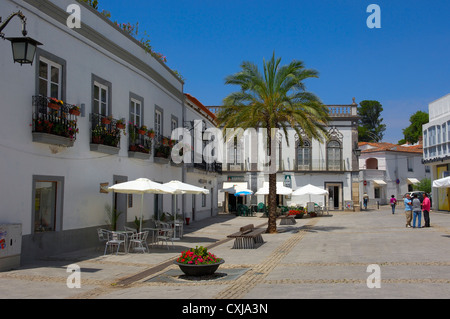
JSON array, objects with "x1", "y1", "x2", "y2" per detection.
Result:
[
  {"x1": 358, "y1": 141, "x2": 423, "y2": 154},
  {"x1": 185, "y1": 93, "x2": 217, "y2": 122}
]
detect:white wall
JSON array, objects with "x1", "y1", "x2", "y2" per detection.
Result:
[{"x1": 0, "y1": 0, "x2": 184, "y2": 236}]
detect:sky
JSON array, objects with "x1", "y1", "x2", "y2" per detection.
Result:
[{"x1": 99, "y1": 0, "x2": 450, "y2": 144}]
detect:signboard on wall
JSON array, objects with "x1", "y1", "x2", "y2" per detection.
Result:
[{"x1": 284, "y1": 175, "x2": 291, "y2": 188}]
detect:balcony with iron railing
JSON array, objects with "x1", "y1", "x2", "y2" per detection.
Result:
[
  {"x1": 154, "y1": 134, "x2": 175, "y2": 164},
  {"x1": 128, "y1": 123, "x2": 153, "y2": 160},
  {"x1": 32, "y1": 96, "x2": 80, "y2": 147},
  {"x1": 221, "y1": 157, "x2": 349, "y2": 173},
  {"x1": 89, "y1": 113, "x2": 126, "y2": 155},
  {"x1": 186, "y1": 160, "x2": 222, "y2": 174}
]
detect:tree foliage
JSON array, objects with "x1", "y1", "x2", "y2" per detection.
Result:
[
  {"x1": 216, "y1": 53, "x2": 330, "y2": 233},
  {"x1": 398, "y1": 111, "x2": 429, "y2": 144},
  {"x1": 413, "y1": 178, "x2": 431, "y2": 193},
  {"x1": 358, "y1": 100, "x2": 386, "y2": 142}
]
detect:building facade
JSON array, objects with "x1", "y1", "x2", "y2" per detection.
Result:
[
  {"x1": 358, "y1": 142, "x2": 430, "y2": 206},
  {"x1": 210, "y1": 100, "x2": 361, "y2": 211},
  {"x1": 0, "y1": 0, "x2": 213, "y2": 262},
  {"x1": 182, "y1": 94, "x2": 221, "y2": 222},
  {"x1": 423, "y1": 93, "x2": 450, "y2": 211}
]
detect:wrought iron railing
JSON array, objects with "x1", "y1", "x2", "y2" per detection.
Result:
[
  {"x1": 90, "y1": 113, "x2": 123, "y2": 148},
  {"x1": 32, "y1": 95, "x2": 79, "y2": 141},
  {"x1": 154, "y1": 134, "x2": 174, "y2": 159},
  {"x1": 128, "y1": 123, "x2": 152, "y2": 154}
]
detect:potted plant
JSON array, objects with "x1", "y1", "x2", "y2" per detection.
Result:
[
  {"x1": 101, "y1": 115, "x2": 112, "y2": 125},
  {"x1": 69, "y1": 105, "x2": 81, "y2": 116},
  {"x1": 147, "y1": 128, "x2": 155, "y2": 138},
  {"x1": 48, "y1": 97, "x2": 63, "y2": 110},
  {"x1": 92, "y1": 125, "x2": 105, "y2": 144},
  {"x1": 138, "y1": 125, "x2": 147, "y2": 135},
  {"x1": 174, "y1": 246, "x2": 224, "y2": 276},
  {"x1": 288, "y1": 209, "x2": 305, "y2": 219},
  {"x1": 116, "y1": 118, "x2": 126, "y2": 129}
]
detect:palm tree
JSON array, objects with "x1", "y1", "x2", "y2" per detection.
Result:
[{"x1": 216, "y1": 53, "x2": 330, "y2": 233}]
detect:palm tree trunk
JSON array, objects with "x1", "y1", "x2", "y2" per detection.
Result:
[
  {"x1": 266, "y1": 126, "x2": 278, "y2": 233},
  {"x1": 267, "y1": 172, "x2": 277, "y2": 233}
]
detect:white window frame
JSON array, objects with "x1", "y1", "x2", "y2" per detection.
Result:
[
  {"x1": 93, "y1": 81, "x2": 108, "y2": 116},
  {"x1": 130, "y1": 98, "x2": 142, "y2": 126},
  {"x1": 38, "y1": 56, "x2": 62, "y2": 99},
  {"x1": 155, "y1": 109, "x2": 162, "y2": 139}
]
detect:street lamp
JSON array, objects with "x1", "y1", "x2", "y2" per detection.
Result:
[
  {"x1": 0, "y1": 11, "x2": 42, "y2": 65},
  {"x1": 353, "y1": 145, "x2": 362, "y2": 159}
]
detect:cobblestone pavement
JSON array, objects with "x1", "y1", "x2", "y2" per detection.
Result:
[{"x1": 1, "y1": 207, "x2": 450, "y2": 299}]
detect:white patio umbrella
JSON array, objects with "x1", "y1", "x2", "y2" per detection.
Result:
[
  {"x1": 255, "y1": 182, "x2": 292, "y2": 195},
  {"x1": 432, "y1": 176, "x2": 450, "y2": 188},
  {"x1": 162, "y1": 180, "x2": 209, "y2": 239},
  {"x1": 292, "y1": 184, "x2": 329, "y2": 202},
  {"x1": 163, "y1": 180, "x2": 209, "y2": 195},
  {"x1": 108, "y1": 178, "x2": 176, "y2": 233}
]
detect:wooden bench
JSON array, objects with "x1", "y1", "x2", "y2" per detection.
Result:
[
  {"x1": 279, "y1": 215, "x2": 296, "y2": 225},
  {"x1": 227, "y1": 224, "x2": 265, "y2": 249}
]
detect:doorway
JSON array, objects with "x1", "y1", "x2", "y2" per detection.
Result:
[
  {"x1": 113, "y1": 175, "x2": 127, "y2": 230},
  {"x1": 326, "y1": 182, "x2": 342, "y2": 210}
]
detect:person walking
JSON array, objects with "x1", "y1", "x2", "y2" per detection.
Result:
[
  {"x1": 412, "y1": 194, "x2": 422, "y2": 228},
  {"x1": 363, "y1": 193, "x2": 369, "y2": 210},
  {"x1": 390, "y1": 195, "x2": 397, "y2": 214},
  {"x1": 404, "y1": 193, "x2": 412, "y2": 228},
  {"x1": 422, "y1": 193, "x2": 431, "y2": 227}
]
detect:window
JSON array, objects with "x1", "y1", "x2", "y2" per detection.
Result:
[
  {"x1": 202, "y1": 188, "x2": 207, "y2": 207},
  {"x1": 130, "y1": 98, "x2": 142, "y2": 127},
  {"x1": 32, "y1": 176, "x2": 63, "y2": 233},
  {"x1": 38, "y1": 57, "x2": 62, "y2": 99},
  {"x1": 171, "y1": 117, "x2": 178, "y2": 133},
  {"x1": 374, "y1": 187, "x2": 380, "y2": 199},
  {"x1": 155, "y1": 109, "x2": 162, "y2": 140},
  {"x1": 407, "y1": 157, "x2": 413, "y2": 172},
  {"x1": 327, "y1": 140, "x2": 341, "y2": 171},
  {"x1": 93, "y1": 82, "x2": 108, "y2": 116},
  {"x1": 438, "y1": 125, "x2": 441, "y2": 144},
  {"x1": 296, "y1": 140, "x2": 311, "y2": 170},
  {"x1": 443, "y1": 124, "x2": 447, "y2": 143},
  {"x1": 92, "y1": 75, "x2": 111, "y2": 116}
]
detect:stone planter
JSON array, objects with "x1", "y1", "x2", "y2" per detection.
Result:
[{"x1": 174, "y1": 259, "x2": 224, "y2": 276}]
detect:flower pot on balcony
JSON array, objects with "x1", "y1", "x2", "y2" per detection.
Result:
[
  {"x1": 116, "y1": 123, "x2": 126, "y2": 129},
  {"x1": 101, "y1": 118, "x2": 111, "y2": 125},
  {"x1": 138, "y1": 129, "x2": 146, "y2": 135},
  {"x1": 147, "y1": 132, "x2": 155, "y2": 138},
  {"x1": 69, "y1": 109, "x2": 80, "y2": 116},
  {"x1": 48, "y1": 103, "x2": 61, "y2": 110},
  {"x1": 92, "y1": 136, "x2": 104, "y2": 144}
]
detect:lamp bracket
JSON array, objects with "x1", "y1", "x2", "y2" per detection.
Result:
[{"x1": 0, "y1": 11, "x2": 27, "y2": 39}]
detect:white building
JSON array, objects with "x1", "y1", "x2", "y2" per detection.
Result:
[
  {"x1": 358, "y1": 142, "x2": 430, "y2": 205},
  {"x1": 423, "y1": 93, "x2": 450, "y2": 211},
  {"x1": 0, "y1": 0, "x2": 213, "y2": 262},
  {"x1": 211, "y1": 100, "x2": 361, "y2": 211},
  {"x1": 183, "y1": 94, "x2": 221, "y2": 222}
]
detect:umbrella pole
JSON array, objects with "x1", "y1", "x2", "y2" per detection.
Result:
[{"x1": 140, "y1": 194, "x2": 144, "y2": 233}]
